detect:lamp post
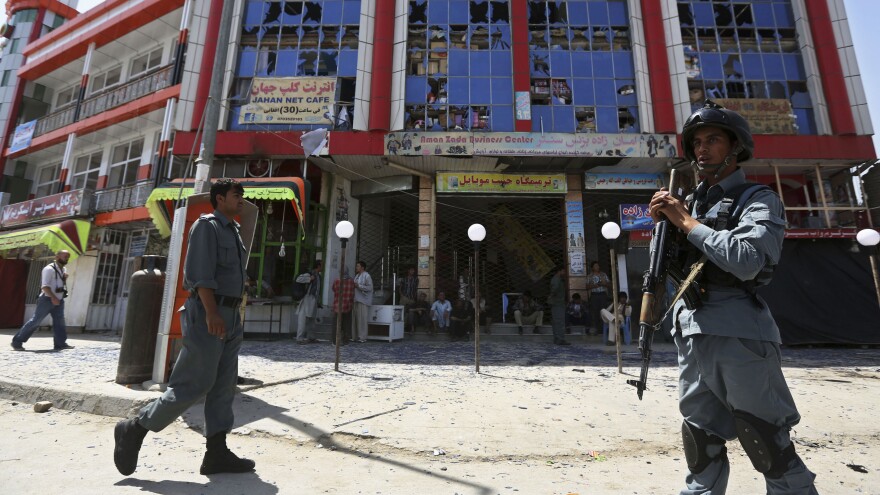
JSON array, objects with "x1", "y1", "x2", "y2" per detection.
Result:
[
  {"x1": 334, "y1": 221, "x2": 354, "y2": 371},
  {"x1": 857, "y1": 228, "x2": 880, "y2": 309},
  {"x1": 601, "y1": 221, "x2": 623, "y2": 373},
  {"x1": 468, "y1": 224, "x2": 486, "y2": 372}
]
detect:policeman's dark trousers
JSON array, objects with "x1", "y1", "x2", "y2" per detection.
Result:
[
  {"x1": 137, "y1": 298, "x2": 243, "y2": 438},
  {"x1": 675, "y1": 333, "x2": 819, "y2": 495}
]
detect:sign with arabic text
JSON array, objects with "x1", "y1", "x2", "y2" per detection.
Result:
[
  {"x1": 384, "y1": 132, "x2": 677, "y2": 157},
  {"x1": 436, "y1": 173, "x2": 567, "y2": 194},
  {"x1": 584, "y1": 173, "x2": 664, "y2": 190},
  {"x1": 1, "y1": 189, "x2": 93, "y2": 228},
  {"x1": 239, "y1": 77, "x2": 336, "y2": 125},
  {"x1": 620, "y1": 203, "x2": 654, "y2": 231},
  {"x1": 784, "y1": 229, "x2": 856, "y2": 239},
  {"x1": 714, "y1": 98, "x2": 796, "y2": 135}
]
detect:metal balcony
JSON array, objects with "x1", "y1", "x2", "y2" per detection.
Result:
[
  {"x1": 34, "y1": 64, "x2": 175, "y2": 138},
  {"x1": 92, "y1": 180, "x2": 154, "y2": 213},
  {"x1": 80, "y1": 65, "x2": 174, "y2": 121}
]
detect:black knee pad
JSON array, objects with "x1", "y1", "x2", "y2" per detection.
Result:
[
  {"x1": 733, "y1": 410, "x2": 799, "y2": 479},
  {"x1": 682, "y1": 420, "x2": 727, "y2": 474}
]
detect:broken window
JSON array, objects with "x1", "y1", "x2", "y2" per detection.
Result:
[
  {"x1": 303, "y1": 2, "x2": 323, "y2": 23},
  {"x1": 733, "y1": 4, "x2": 753, "y2": 26},
  {"x1": 575, "y1": 106, "x2": 596, "y2": 133},
  {"x1": 570, "y1": 27, "x2": 589, "y2": 51},
  {"x1": 548, "y1": 1, "x2": 567, "y2": 24},
  {"x1": 592, "y1": 27, "x2": 610, "y2": 51},
  {"x1": 528, "y1": 2, "x2": 547, "y2": 24},
  {"x1": 530, "y1": 29, "x2": 549, "y2": 49},
  {"x1": 450, "y1": 25, "x2": 468, "y2": 49},
  {"x1": 490, "y1": 1, "x2": 509, "y2": 23},
  {"x1": 618, "y1": 107, "x2": 636, "y2": 132},
  {"x1": 758, "y1": 29, "x2": 779, "y2": 53},
  {"x1": 322, "y1": 27, "x2": 340, "y2": 49},
  {"x1": 778, "y1": 29, "x2": 798, "y2": 53},
  {"x1": 264, "y1": 1, "x2": 282, "y2": 24},
  {"x1": 612, "y1": 28, "x2": 630, "y2": 51},
  {"x1": 470, "y1": 1, "x2": 488, "y2": 24},
  {"x1": 470, "y1": 106, "x2": 490, "y2": 130},
  {"x1": 405, "y1": 105, "x2": 427, "y2": 130},
  {"x1": 341, "y1": 26, "x2": 358, "y2": 49},
  {"x1": 300, "y1": 26, "x2": 320, "y2": 49},
  {"x1": 409, "y1": 1, "x2": 427, "y2": 24},
  {"x1": 549, "y1": 28, "x2": 569, "y2": 50},
  {"x1": 470, "y1": 26, "x2": 490, "y2": 49}
]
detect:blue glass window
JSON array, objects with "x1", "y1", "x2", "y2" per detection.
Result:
[
  {"x1": 679, "y1": 0, "x2": 813, "y2": 134},
  {"x1": 231, "y1": 0, "x2": 362, "y2": 130}
]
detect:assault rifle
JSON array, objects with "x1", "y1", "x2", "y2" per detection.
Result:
[{"x1": 627, "y1": 168, "x2": 700, "y2": 400}]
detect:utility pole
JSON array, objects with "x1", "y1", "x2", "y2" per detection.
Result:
[{"x1": 195, "y1": 0, "x2": 237, "y2": 194}]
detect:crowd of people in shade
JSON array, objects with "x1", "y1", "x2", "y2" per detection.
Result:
[{"x1": 395, "y1": 263, "x2": 632, "y2": 345}]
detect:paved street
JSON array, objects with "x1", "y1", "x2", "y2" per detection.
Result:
[{"x1": 1, "y1": 330, "x2": 878, "y2": 494}]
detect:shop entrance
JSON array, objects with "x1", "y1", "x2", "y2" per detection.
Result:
[{"x1": 435, "y1": 196, "x2": 566, "y2": 324}]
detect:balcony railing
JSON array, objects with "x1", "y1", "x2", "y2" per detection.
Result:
[
  {"x1": 34, "y1": 106, "x2": 76, "y2": 137},
  {"x1": 33, "y1": 64, "x2": 175, "y2": 139},
  {"x1": 93, "y1": 180, "x2": 154, "y2": 213},
  {"x1": 80, "y1": 65, "x2": 174, "y2": 120}
]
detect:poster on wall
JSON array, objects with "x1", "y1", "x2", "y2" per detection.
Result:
[
  {"x1": 239, "y1": 77, "x2": 336, "y2": 125},
  {"x1": 515, "y1": 91, "x2": 531, "y2": 120},
  {"x1": 619, "y1": 204, "x2": 654, "y2": 231},
  {"x1": 565, "y1": 201, "x2": 586, "y2": 276}
]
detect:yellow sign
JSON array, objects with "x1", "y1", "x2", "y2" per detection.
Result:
[
  {"x1": 239, "y1": 77, "x2": 336, "y2": 125},
  {"x1": 715, "y1": 98, "x2": 796, "y2": 135},
  {"x1": 436, "y1": 173, "x2": 567, "y2": 194}
]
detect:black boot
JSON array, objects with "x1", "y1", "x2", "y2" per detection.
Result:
[
  {"x1": 114, "y1": 418, "x2": 148, "y2": 476},
  {"x1": 200, "y1": 433, "x2": 256, "y2": 475}
]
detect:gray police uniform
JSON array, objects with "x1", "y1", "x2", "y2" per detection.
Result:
[
  {"x1": 137, "y1": 210, "x2": 246, "y2": 438},
  {"x1": 673, "y1": 168, "x2": 818, "y2": 494}
]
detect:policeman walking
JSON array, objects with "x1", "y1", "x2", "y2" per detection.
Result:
[
  {"x1": 113, "y1": 178, "x2": 255, "y2": 476},
  {"x1": 649, "y1": 102, "x2": 819, "y2": 494}
]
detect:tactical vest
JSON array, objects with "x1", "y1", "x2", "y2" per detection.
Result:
[{"x1": 688, "y1": 182, "x2": 777, "y2": 293}]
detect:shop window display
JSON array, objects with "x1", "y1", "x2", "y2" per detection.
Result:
[{"x1": 679, "y1": 0, "x2": 814, "y2": 134}]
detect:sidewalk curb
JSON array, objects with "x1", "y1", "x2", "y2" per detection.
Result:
[{"x1": 0, "y1": 377, "x2": 156, "y2": 418}]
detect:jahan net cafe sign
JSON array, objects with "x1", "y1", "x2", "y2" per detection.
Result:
[{"x1": 239, "y1": 77, "x2": 336, "y2": 125}]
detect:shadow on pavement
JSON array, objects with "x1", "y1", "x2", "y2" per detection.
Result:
[
  {"x1": 182, "y1": 393, "x2": 495, "y2": 495},
  {"x1": 115, "y1": 473, "x2": 278, "y2": 494}
]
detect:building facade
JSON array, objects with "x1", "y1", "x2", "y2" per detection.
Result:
[{"x1": 1, "y1": 0, "x2": 877, "y2": 343}]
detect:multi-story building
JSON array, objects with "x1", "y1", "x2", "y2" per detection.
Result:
[{"x1": 1, "y1": 0, "x2": 877, "y2": 344}]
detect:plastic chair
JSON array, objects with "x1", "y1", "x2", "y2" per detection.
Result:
[{"x1": 603, "y1": 316, "x2": 631, "y2": 345}]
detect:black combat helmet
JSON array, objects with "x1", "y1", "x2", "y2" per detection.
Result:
[{"x1": 682, "y1": 100, "x2": 754, "y2": 164}]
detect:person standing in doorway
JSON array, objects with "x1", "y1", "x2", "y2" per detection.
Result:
[
  {"x1": 296, "y1": 260, "x2": 323, "y2": 344},
  {"x1": 548, "y1": 265, "x2": 570, "y2": 346},
  {"x1": 11, "y1": 250, "x2": 74, "y2": 351},
  {"x1": 352, "y1": 260, "x2": 373, "y2": 343},
  {"x1": 112, "y1": 178, "x2": 255, "y2": 476}
]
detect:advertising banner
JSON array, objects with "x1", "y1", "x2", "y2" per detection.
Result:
[
  {"x1": 384, "y1": 132, "x2": 676, "y2": 158},
  {"x1": 620, "y1": 203, "x2": 654, "y2": 231},
  {"x1": 1, "y1": 189, "x2": 92, "y2": 228},
  {"x1": 584, "y1": 173, "x2": 664, "y2": 190},
  {"x1": 9, "y1": 120, "x2": 36, "y2": 154},
  {"x1": 436, "y1": 173, "x2": 566, "y2": 194},
  {"x1": 239, "y1": 77, "x2": 336, "y2": 125},
  {"x1": 714, "y1": 98, "x2": 796, "y2": 135},
  {"x1": 565, "y1": 201, "x2": 586, "y2": 276}
]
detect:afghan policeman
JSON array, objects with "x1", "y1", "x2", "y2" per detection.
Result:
[
  {"x1": 113, "y1": 178, "x2": 255, "y2": 476},
  {"x1": 649, "y1": 101, "x2": 819, "y2": 494}
]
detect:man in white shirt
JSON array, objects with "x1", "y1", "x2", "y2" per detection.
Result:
[{"x1": 11, "y1": 250, "x2": 74, "y2": 351}]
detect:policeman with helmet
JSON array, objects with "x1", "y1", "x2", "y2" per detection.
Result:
[{"x1": 649, "y1": 101, "x2": 819, "y2": 494}]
